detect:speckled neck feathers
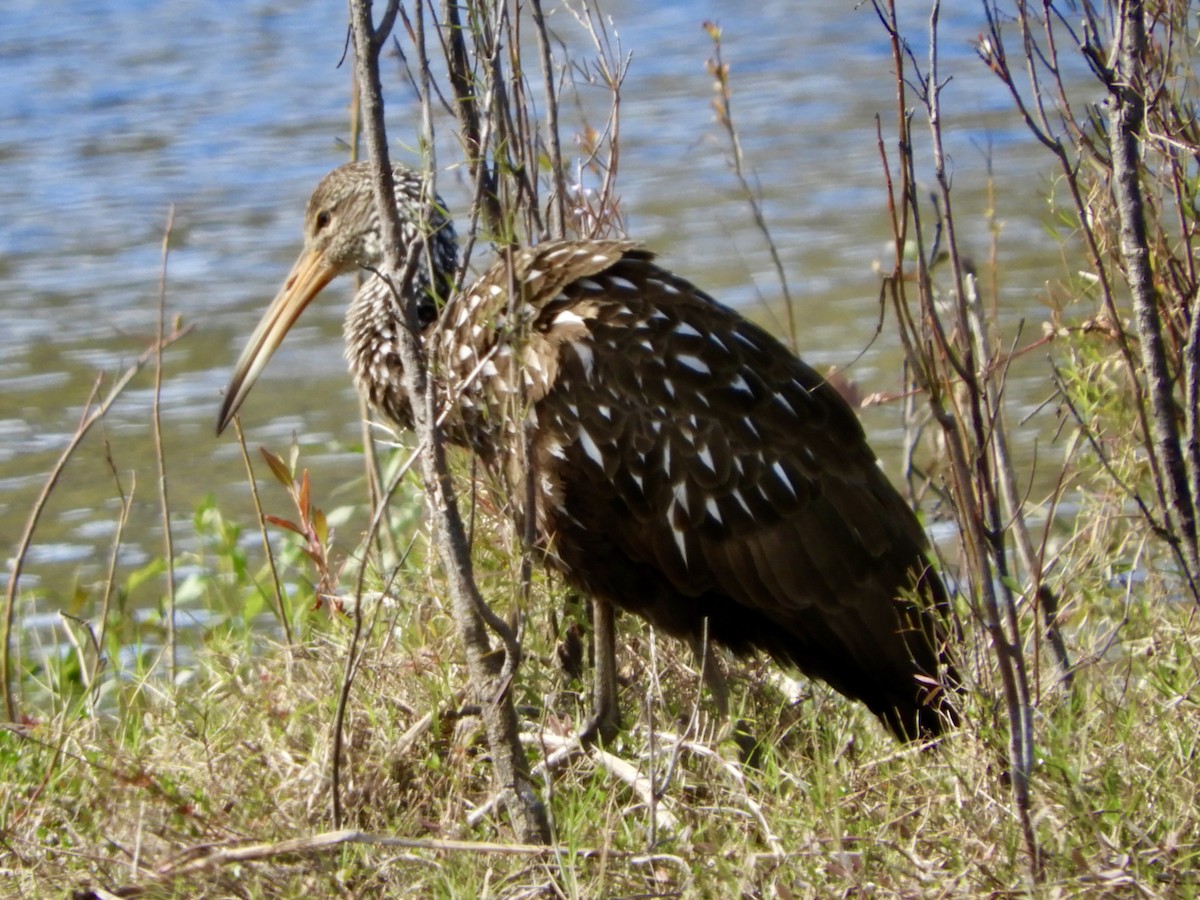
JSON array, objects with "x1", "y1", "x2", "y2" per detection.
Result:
[{"x1": 338, "y1": 164, "x2": 458, "y2": 427}]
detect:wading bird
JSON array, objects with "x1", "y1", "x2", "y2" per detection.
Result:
[{"x1": 218, "y1": 161, "x2": 959, "y2": 741}]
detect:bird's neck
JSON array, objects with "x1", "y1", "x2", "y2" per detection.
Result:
[
  {"x1": 342, "y1": 217, "x2": 460, "y2": 429},
  {"x1": 342, "y1": 273, "x2": 434, "y2": 429}
]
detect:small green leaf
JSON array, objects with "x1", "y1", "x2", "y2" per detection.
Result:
[{"x1": 125, "y1": 557, "x2": 167, "y2": 594}]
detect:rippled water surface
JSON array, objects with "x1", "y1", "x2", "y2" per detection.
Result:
[{"x1": 2, "y1": 1, "x2": 1084, "y2": 600}]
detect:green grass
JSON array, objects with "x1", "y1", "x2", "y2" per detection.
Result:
[{"x1": 4, "y1": 456, "x2": 1199, "y2": 897}]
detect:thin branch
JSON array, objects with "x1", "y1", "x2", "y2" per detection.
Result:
[
  {"x1": 703, "y1": 22, "x2": 798, "y2": 353},
  {"x1": 152, "y1": 205, "x2": 178, "y2": 687},
  {"x1": 233, "y1": 421, "x2": 294, "y2": 649},
  {"x1": 92, "y1": 454, "x2": 134, "y2": 709},
  {"x1": 346, "y1": 0, "x2": 548, "y2": 843},
  {"x1": 530, "y1": 0, "x2": 566, "y2": 238},
  {"x1": 2, "y1": 324, "x2": 192, "y2": 722},
  {"x1": 1106, "y1": 0, "x2": 1199, "y2": 589}
]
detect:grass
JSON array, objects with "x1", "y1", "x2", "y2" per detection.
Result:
[
  {"x1": 3, "y1": 448, "x2": 1199, "y2": 897},
  {"x1": 6, "y1": 2, "x2": 1200, "y2": 894}
]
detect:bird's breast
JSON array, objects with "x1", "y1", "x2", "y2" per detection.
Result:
[{"x1": 343, "y1": 277, "x2": 417, "y2": 429}]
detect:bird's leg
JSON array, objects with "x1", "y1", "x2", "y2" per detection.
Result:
[
  {"x1": 580, "y1": 596, "x2": 620, "y2": 744},
  {"x1": 690, "y1": 623, "x2": 730, "y2": 724}
]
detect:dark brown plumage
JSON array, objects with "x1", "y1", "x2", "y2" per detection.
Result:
[{"x1": 218, "y1": 161, "x2": 960, "y2": 741}]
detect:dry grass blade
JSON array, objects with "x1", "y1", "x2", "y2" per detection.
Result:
[
  {"x1": 152, "y1": 204, "x2": 179, "y2": 688},
  {"x1": 90, "y1": 828, "x2": 632, "y2": 897},
  {"x1": 2, "y1": 322, "x2": 192, "y2": 722},
  {"x1": 235, "y1": 420, "x2": 293, "y2": 648}
]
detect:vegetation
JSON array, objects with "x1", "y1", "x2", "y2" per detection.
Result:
[{"x1": 3, "y1": 0, "x2": 1199, "y2": 895}]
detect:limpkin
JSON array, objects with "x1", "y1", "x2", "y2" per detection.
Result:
[{"x1": 218, "y1": 161, "x2": 959, "y2": 741}]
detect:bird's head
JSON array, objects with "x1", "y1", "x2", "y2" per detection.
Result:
[{"x1": 217, "y1": 162, "x2": 457, "y2": 434}]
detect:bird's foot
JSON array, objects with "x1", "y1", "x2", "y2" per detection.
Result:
[{"x1": 577, "y1": 708, "x2": 620, "y2": 747}]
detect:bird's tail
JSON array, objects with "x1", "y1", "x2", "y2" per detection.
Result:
[{"x1": 886, "y1": 563, "x2": 962, "y2": 741}]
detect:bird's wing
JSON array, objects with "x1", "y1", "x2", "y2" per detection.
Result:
[
  {"x1": 434, "y1": 240, "x2": 639, "y2": 451},
  {"x1": 530, "y1": 247, "x2": 952, "y2": 726}
]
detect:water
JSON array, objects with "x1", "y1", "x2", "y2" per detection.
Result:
[{"x1": 1, "y1": 0, "x2": 1081, "y2": 601}]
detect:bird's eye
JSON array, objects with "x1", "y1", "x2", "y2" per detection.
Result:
[{"x1": 315, "y1": 210, "x2": 332, "y2": 232}]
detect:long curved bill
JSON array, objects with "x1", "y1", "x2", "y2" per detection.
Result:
[{"x1": 216, "y1": 248, "x2": 337, "y2": 435}]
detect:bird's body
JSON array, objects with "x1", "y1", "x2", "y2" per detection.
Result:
[{"x1": 220, "y1": 161, "x2": 959, "y2": 740}]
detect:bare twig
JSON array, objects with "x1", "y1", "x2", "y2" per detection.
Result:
[
  {"x1": 1106, "y1": 0, "x2": 1199, "y2": 589},
  {"x1": 346, "y1": 0, "x2": 548, "y2": 843},
  {"x1": 2, "y1": 324, "x2": 192, "y2": 722},
  {"x1": 94, "y1": 453, "x2": 134, "y2": 703},
  {"x1": 347, "y1": 68, "x2": 402, "y2": 564},
  {"x1": 980, "y1": 0, "x2": 1200, "y2": 605},
  {"x1": 530, "y1": 0, "x2": 566, "y2": 237},
  {"x1": 99, "y1": 827, "x2": 633, "y2": 897},
  {"x1": 333, "y1": 420, "x2": 427, "y2": 827},
  {"x1": 152, "y1": 205, "x2": 178, "y2": 686},
  {"x1": 703, "y1": 21, "x2": 798, "y2": 353},
  {"x1": 874, "y1": 0, "x2": 1042, "y2": 879},
  {"x1": 233, "y1": 422, "x2": 294, "y2": 649}
]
